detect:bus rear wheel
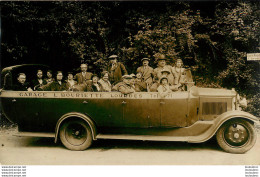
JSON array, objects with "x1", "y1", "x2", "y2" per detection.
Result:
[
  {"x1": 216, "y1": 119, "x2": 256, "y2": 154},
  {"x1": 59, "y1": 119, "x2": 93, "y2": 151}
]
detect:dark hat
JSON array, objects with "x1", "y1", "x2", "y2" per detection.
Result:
[
  {"x1": 160, "y1": 76, "x2": 168, "y2": 83},
  {"x1": 141, "y1": 58, "x2": 150, "y2": 61},
  {"x1": 161, "y1": 69, "x2": 171, "y2": 75},
  {"x1": 108, "y1": 55, "x2": 118, "y2": 59},
  {"x1": 122, "y1": 75, "x2": 133, "y2": 79},
  {"x1": 156, "y1": 54, "x2": 167, "y2": 61}
]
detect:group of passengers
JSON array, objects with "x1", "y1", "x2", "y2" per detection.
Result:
[{"x1": 13, "y1": 54, "x2": 193, "y2": 97}]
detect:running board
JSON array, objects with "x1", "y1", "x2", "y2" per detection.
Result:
[
  {"x1": 96, "y1": 134, "x2": 189, "y2": 142},
  {"x1": 13, "y1": 132, "x2": 55, "y2": 138}
]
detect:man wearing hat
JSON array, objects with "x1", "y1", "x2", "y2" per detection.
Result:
[
  {"x1": 107, "y1": 55, "x2": 128, "y2": 84},
  {"x1": 75, "y1": 64, "x2": 93, "y2": 86},
  {"x1": 153, "y1": 54, "x2": 174, "y2": 85},
  {"x1": 112, "y1": 75, "x2": 135, "y2": 94},
  {"x1": 136, "y1": 58, "x2": 154, "y2": 86}
]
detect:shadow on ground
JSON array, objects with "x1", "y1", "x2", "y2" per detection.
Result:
[{"x1": 6, "y1": 135, "x2": 221, "y2": 152}]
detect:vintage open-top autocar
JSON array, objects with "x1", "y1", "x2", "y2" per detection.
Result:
[{"x1": 0, "y1": 64, "x2": 259, "y2": 153}]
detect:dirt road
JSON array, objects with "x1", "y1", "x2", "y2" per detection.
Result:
[{"x1": 0, "y1": 127, "x2": 259, "y2": 165}]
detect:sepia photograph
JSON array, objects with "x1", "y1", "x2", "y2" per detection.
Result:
[{"x1": 0, "y1": 0, "x2": 259, "y2": 175}]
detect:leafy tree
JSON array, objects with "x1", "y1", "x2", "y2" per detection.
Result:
[{"x1": 1, "y1": 1, "x2": 259, "y2": 117}]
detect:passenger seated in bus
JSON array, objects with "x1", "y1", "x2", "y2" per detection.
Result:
[
  {"x1": 149, "y1": 77, "x2": 159, "y2": 92},
  {"x1": 13, "y1": 73, "x2": 33, "y2": 91},
  {"x1": 107, "y1": 55, "x2": 128, "y2": 84},
  {"x1": 153, "y1": 54, "x2": 174, "y2": 85},
  {"x1": 98, "y1": 71, "x2": 112, "y2": 92},
  {"x1": 112, "y1": 75, "x2": 135, "y2": 94},
  {"x1": 39, "y1": 71, "x2": 67, "y2": 91},
  {"x1": 171, "y1": 59, "x2": 193, "y2": 91},
  {"x1": 74, "y1": 64, "x2": 93, "y2": 86},
  {"x1": 66, "y1": 72, "x2": 77, "y2": 91},
  {"x1": 157, "y1": 77, "x2": 172, "y2": 98},
  {"x1": 136, "y1": 57, "x2": 154, "y2": 86},
  {"x1": 132, "y1": 72, "x2": 147, "y2": 92},
  {"x1": 149, "y1": 69, "x2": 171, "y2": 92},
  {"x1": 86, "y1": 74, "x2": 102, "y2": 92},
  {"x1": 31, "y1": 70, "x2": 47, "y2": 91},
  {"x1": 44, "y1": 70, "x2": 55, "y2": 84}
]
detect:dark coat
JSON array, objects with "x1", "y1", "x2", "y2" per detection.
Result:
[
  {"x1": 134, "y1": 80, "x2": 147, "y2": 92},
  {"x1": 13, "y1": 82, "x2": 31, "y2": 91},
  {"x1": 65, "y1": 80, "x2": 78, "y2": 91},
  {"x1": 75, "y1": 72, "x2": 93, "y2": 85},
  {"x1": 31, "y1": 79, "x2": 47, "y2": 90},
  {"x1": 86, "y1": 82, "x2": 102, "y2": 92},
  {"x1": 107, "y1": 62, "x2": 128, "y2": 84},
  {"x1": 136, "y1": 66, "x2": 154, "y2": 85},
  {"x1": 41, "y1": 81, "x2": 67, "y2": 91}
]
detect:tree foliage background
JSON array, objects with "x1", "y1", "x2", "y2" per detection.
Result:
[{"x1": 1, "y1": 1, "x2": 259, "y2": 117}]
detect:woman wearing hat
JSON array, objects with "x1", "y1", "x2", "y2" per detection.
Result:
[
  {"x1": 149, "y1": 69, "x2": 171, "y2": 92},
  {"x1": 157, "y1": 77, "x2": 172, "y2": 98}
]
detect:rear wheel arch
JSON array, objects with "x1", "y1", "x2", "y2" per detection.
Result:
[{"x1": 55, "y1": 113, "x2": 97, "y2": 144}]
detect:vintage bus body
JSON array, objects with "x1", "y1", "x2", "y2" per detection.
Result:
[{"x1": 0, "y1": 65, "x2": 258, "y2": 153}]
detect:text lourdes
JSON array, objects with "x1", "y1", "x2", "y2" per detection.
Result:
[{"x1": 17, "y1": 92, "x2": 177, "y2": 99}]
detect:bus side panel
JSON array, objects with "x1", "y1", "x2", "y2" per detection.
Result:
[{"x1": 14, "y1": 97, "x2": 124, "y2": 132}]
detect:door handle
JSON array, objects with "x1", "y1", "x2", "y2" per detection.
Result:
[
  {"x1": 160, "y1": 101, "x2": 165, "y2": 104},
  {"x1": 12, "y1": 99, "x2": 16, "y2": 103},
  {"x1": 83, "y1": 101, "x2": 88, "y2": 104},
  {"x1": 122, "y1": 101, "x2": 127, "y2": 104}
]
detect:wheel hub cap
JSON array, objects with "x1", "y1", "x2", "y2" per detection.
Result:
[
  {"x1": 65, "y1": 123, "x2": 87, "y2": 146},
  {"x1": 224, "y1": 123, "x2": 249, "y2": 146},
  {"x1": 234, "y1": 133, "x2": 240, "y2": 139}
]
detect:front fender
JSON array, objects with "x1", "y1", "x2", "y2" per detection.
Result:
[
  {"x1": 188, "y1": 110, "x2": 259, "y2": 143},
  {"x1": 54, "y1": 112, "x2": 97, "y2": 143}
]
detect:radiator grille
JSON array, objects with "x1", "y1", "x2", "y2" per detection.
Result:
[{"x1": 202, "y1": 102, "x2": 227, "y2": 115}]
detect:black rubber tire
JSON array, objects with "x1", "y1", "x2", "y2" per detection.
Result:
[
  {"x1": 216, "y1": 119, "x2": 257, "y2": 154},
  {"x1": 59, "y1": 119, "x2": 93, "y2": 151}
]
